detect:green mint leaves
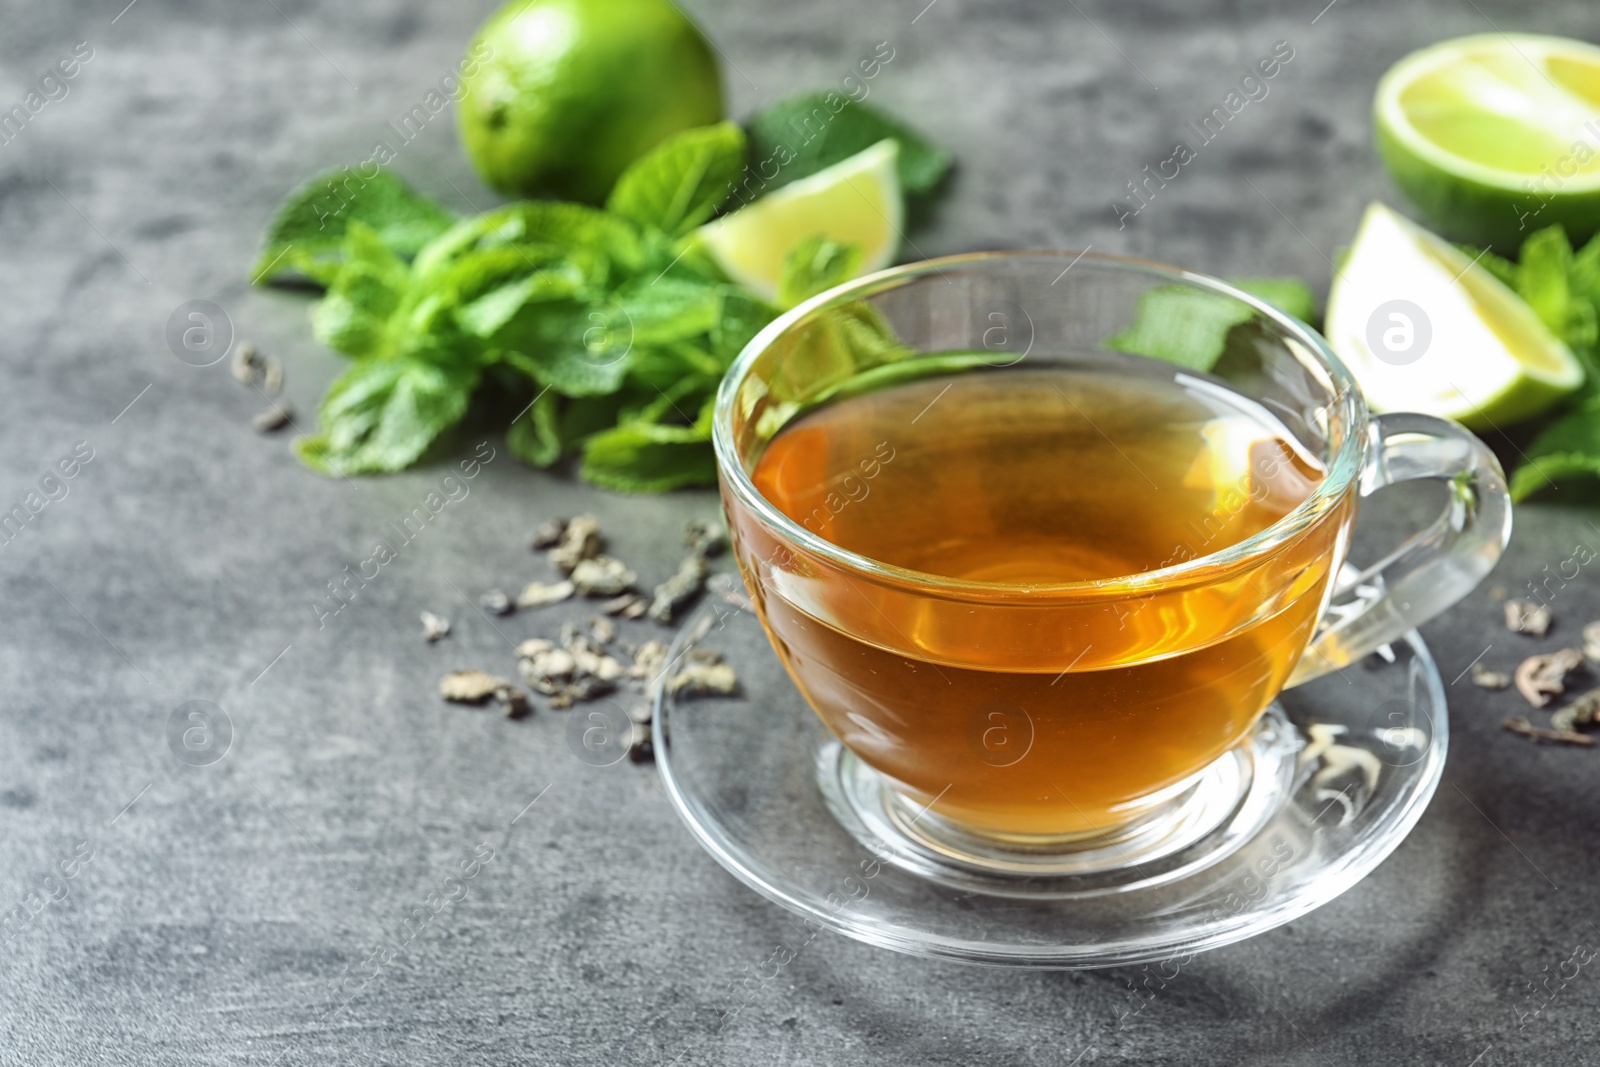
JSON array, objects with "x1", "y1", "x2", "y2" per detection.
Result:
[
  {"x1": 745, "y1": 91, "x2": 951, "y2": 197},
  {"x1": 605, "y1": 122, "x2": 746, "y2": 237},
  {"x1": 1106, "y1": 277, "x2": 1317, "y2": 372},
  {"x1": 254, "y1": 127, "x2": 784, "y2": 487},
  {"x1": 254, "y1": 169, "x2": 456, "y2": 286},
  {"x1": 1470, "y1": 226, "x2": 1600, "y2": 500},
  {"x1": 778, "y1": 236, "x2": 864, "y2": 310}
]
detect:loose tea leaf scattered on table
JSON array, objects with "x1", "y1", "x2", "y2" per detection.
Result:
[
  {"x1": 1505, "y1": 598, "x2": 1554, "y2": 636},
  {"x1": 1550, "y1": 689, "x2": 1600, "y2": 733},
  {"x1": 1503, "y1": 715, "x2": 1597, "y2": 746},
  {"x1": 430, "y1": 516, "x2": 738, "y2": 762},
  {"x1": 440, "y1": 669, "x2": 510, "y2": 703},
  {"x1": 1470, "y1": 662, "x2": 1512, "y2": 690},
  {"x1": 570, "y1": 556, "x2": 637, "y2": 596},
  {"x1": 1583, "y1": 620, "x2": 1600, "y2": 662},
  {"x1": 252, "y1": 403, "x2": 294, "y2": 433},
  {"x1": 478, "y1": 589, "x2": 514, "y2": 616},
  {"x1": 1513, "y1": 649, "x2": 1586, "y2": 708},
  {"x1": 421, "y1": 610, "x2": 451, "y2": 643},
  {"x1": 517, "y1": 580, "x2": 575, "y2": 608}
]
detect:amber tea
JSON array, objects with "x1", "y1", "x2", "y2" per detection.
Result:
[{"x1": 735, "y1": 364, "x2": 1348, "y2": 838}]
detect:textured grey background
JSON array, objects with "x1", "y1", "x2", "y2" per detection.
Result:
[{"x1": 1, "y1": 0, "x2": 1598, "y2": 1063}]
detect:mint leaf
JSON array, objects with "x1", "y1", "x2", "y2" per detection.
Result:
[
  {"x1": 309, "y1": 222, "x2": 412, "y2": 359},
  {"x1": 778, "y1": 236, "x2": 862, "y2": 309},
  {"x1": 506, "y1": 389, "x2": 563, "y2": 468},
  {"x1": 494, "y1": 302, "x2": 632, "y2": 396},
  {"x1": 1106, "y1": 277, "x2": 1315, "y2": 372},
  {"x1": 413, "y1": 202, "x2": 644, "y2": 280},
  {"x1": 445, "y1": 248, "x2": 600, "y2": 338},
  {"x1": 745, "y1": 92, "x2": 951, "y2": 196},
  {"x1": 1516, "y1": 226, "x2": 1575, "y2": 336},
  {"x1": 606, "y1": 122, "x2": 745, "y2": 237},
  {"x1": 626, "y1": 343, "x2": 723, "y2": 393},
  {"x1": 295, "y1": 356, "x2": 477, "y2": 475},
  {"x1": 764, "y1": 300, "x2": 911, "y2": 403},
  {"x1": 610, "y1": 277, "x2": 724, "y2": 345},
  {"x1": 580, "y1": 421, "x2": 716, "y2": 492},
  {"x1": 1510, "y1": 394, "x2": 1600, "y2": 500},
  {"x1": 255, "y1": 169, "x2": 454, "y2": 286},
  {"x1": 1230, "y1": 278, "x2": 1316, "y2": 324},
  {"x1": 713, "y1": 288, "x2": 779, "y2": 362},
  {"x1": 1467, "y1": 244, "x2": 1520, "y2": 290}
]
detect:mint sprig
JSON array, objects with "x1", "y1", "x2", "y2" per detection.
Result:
[
  {"x1": 744, "y1": 91, "x2": 951, "y2": 196},
  {"x1": 1467, "y1": 225, "x2": 1600, "y2": 500},
  {"x1": 254, "y1": 128, "x2": 779, "y2": 487}
]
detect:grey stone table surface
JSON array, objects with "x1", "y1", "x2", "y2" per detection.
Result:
[{"x1": 2, "y1": 0, "x2": 1599, "y2": 1063}]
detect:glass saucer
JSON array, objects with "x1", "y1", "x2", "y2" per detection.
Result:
[{"x1": 653, "y1": 598, "x2": 1447, "y2": 969}]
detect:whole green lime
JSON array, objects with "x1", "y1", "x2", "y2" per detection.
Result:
[{"x1": 457, "y1": 0, "x2": 724, "y2": 203}]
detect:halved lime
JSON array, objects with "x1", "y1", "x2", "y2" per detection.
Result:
[
  {"x1": 1375, "y1": 33, "x2": 1600, "y2": 250},
  {"x1": 1324, "y1": 202, "x2": 1583, "y2": 429},
  {"x1": 696, "y1": 139, "x2": 902, "y2": 302}
]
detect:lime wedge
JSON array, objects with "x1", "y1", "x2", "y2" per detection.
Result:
[
  {"x1": 1375, "y1": 33, "x2": 1600, "y2": 250},
  {"x1": 696, "y1": 139, "x2": 902, "y2": 302},
  {"x1": 1324, "y1": 202, "x2": 1583, "y2": 429}
]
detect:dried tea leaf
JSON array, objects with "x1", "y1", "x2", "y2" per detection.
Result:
[
  {"x1": 421, "y1": 610, "x2": 451, "y2": 643},
  {"x1": 563, "y1": 674, "x2": 616, "y2": 701},
  {"x1": 1514, "y1": 648, "x2": 1586, "y2": 708},
  {"x1": 571, "y1": 556, "x2": 637, "y2": 597},
  {"x1": 1550, "y1": 689, "x2": 1600, "y2": 733},
  {"x1": 517, "y1": 640, "x2": 576, "y2": 694},
  {"x1": 1470, "y1": 662, "x2": 1512, "y2": 690},
  {"x1": 1503, "y1": 715, "x2": 1596, "y2": 746},
  {"x1": 601, "y1": 593, "x2": 648, "y2": 618},
  {"x1": 531, "y1": 517, "x2": 567, "y2": 550},
  {"x1": 517, "y1": 580, "x2": 575, "y2": 608},
  {"x1": 230, "y1": 342, "x2": 262, "y2": 384},
  {"x1": 571, "y1": 645, "x2": 625, "y2": 684},
  {"x1": 440, "y1": 669, "x2": 510, "y2": 703},
  {"x1": 588, "y1": 616, "x2": 616, "y2": 645},
  {"x1": 630, "y1": 640, "x2": 669, "y2": 681},
  {"x1": 1505, "y1": 598, "x2": 1553, "y2": 636},
  {"x1": 515, "y1": 637, "x2": 554, "y2": 658},
  {"x1": 253, "y1": 402, "x2": 294, "y2": 432},
  {"x1": 1584, "y1": 621, "x2": 1600, "y2": 662},
  {"x1": 478, "y1": 589, "x2": 514, "y2": 616},
  {"x1": 648, "y1": 554, "x2": 708, "y2": 624},
  {"x1": 684, "y1": 518, "x2": 727, "y2": 559},
  {"x1": 260, "y1": 355, "x2": 284, "y2": 396},
  {"x1": 495, "y1": 685, "x2": 532, "y2": 719},
  {"x1": 668, "y1": 661, "x2": 739, "y2": 696},
  {"x1": 548, "y1": 515, "x2": 603, "y2": 574}
]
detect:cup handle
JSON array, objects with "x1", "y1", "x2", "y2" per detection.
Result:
[{"x1": 1286, "y1": 412, "x2": 1513, "y2": 687}]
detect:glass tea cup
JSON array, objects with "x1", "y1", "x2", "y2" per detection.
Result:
[{"x1": 712, "y1": 251, "x2": 1510, "y2": 878}]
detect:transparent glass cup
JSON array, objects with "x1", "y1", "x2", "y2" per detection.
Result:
[{"x1": 713, "y1": 251, "x2": 1510, "y2": 877}]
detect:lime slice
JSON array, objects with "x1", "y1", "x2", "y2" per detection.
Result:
[
  {"x1": 696, "y1": 140, "x2": 902, "y2": 302},
  {"x1": 1375, "y1": 33, "x2": 1600, "y2": 250},
  {"x1": 1324, "y1": 202, "x2": 1583, "y2": 429}
]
